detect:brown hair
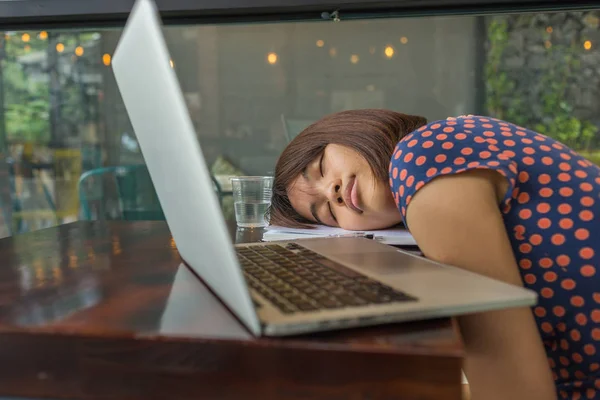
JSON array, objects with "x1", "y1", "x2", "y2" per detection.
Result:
[{"x1": 268, "y1": 109, "x2": 427, "y2": 228}]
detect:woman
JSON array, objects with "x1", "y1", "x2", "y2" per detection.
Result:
[{"x1": 269, "y1": 109, "x2": 600, "y2": 400}]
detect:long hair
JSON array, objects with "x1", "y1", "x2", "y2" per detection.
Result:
[{"x1": 268, "y1": 109, "x2": 427, "y2": 228}]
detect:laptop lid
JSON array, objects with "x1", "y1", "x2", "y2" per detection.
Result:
[{"x1": 111, "y1": 0, "x2": 261, "y2": 336}]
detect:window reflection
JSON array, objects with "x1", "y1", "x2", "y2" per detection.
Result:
[{"x1": 0, "y1": 9, "x2": 598, "y2": 236}]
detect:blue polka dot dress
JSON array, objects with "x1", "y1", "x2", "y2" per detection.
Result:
[{"x1": 389, "y1": 115, "x2": 600, "y2": 398}]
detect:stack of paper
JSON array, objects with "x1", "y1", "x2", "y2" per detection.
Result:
[{"x1": 263, "y1": 225, "x2": 417, "y2": 246}]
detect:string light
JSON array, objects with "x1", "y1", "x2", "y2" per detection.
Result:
[
  {"x1": 544, "y1": 40, "x2": 552, "y2": 49},
  {"x1": 584, "y1": 40, "x2": 592, "y2": 50},
  {"x1": 350, "y1": 54, "x2": 359, "y2": 64},
  {"x1": 56, "y1": 43, "x2": 65, "y2": 53},
  {"x1": 546, "y1": 26, "x2": 553, "y2": 34},
  {"x1": 384, "y1": 45, "x2": 395, "y2": 59},
  {"x1": 316, "y1": 39, "x2": 324, "y2": 48},
  {"x1": 329, "y1": 47, "x2": 337, "y2": 57},
  {"x1": 102, "y1": 53, "x2": 112, "y2": 66},
  {"x1": 39, "y1": 31, "x2": 48, "y2": 40},
  {"x1": 169, "y1": 59, "x2": 174, "y2": 68},
  {"x1": 400, "y1": 36, "x2": 409, "y2": 44},
  {"x1": 21, "y1": 33, "x2": 30, "y2": 42},
  {"x1": 75, "y1": 46, "x2": 84, "y2": 56},
  {"x1": 267, "y1": 52, "x2": 278, "y2": 65}
]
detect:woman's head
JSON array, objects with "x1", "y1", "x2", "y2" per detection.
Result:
[{"x1": 269, "y1": 109, "x2": 427, "y2": 230}]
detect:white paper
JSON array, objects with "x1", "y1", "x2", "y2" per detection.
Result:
[{"x1": 264, "y1": 225, "x2": 417, "y2": 246}]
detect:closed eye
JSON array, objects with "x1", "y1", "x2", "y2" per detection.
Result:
[{"x1": 319, "y1": 152, "x2": 324, "y2": 177}]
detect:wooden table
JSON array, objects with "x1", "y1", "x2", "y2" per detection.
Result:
[{"x1": 0, "y1": 221, "x2": 463, "y2": 400}]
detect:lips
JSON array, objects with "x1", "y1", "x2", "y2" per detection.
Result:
[{"x1": 344, "y1": 176, "x2": 363, "y2": 213}]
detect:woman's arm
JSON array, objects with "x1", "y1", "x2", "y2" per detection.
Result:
[{"x1": 405, "y1": 169, "x2": 556, "y2": 400}]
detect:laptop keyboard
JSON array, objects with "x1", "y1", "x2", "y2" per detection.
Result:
[{"x1": 236, "y1": 243, "x2": 416, "y2": 314}]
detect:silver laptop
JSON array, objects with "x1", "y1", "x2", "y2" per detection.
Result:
[{"x1": 112, "y1": 0, "x2": 537, "y2": 337}]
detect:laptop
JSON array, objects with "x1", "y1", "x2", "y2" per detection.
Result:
[{"x1": 111, "y1": 0, "x2": 537, "y2": 337}]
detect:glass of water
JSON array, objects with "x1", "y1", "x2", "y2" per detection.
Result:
[{"x1": 230, "y1": 176, "x2": 274, "y2": 228}]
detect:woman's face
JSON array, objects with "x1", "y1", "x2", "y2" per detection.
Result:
[{"x1": 287, "y1": 144, "x2": 403, "y2": 231}]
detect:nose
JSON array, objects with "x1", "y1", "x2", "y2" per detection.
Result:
[{"x1": 325, "y1": 178, "x2": 344, "y2": 205}]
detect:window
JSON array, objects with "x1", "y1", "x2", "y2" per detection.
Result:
[{"x1": 1, "y1": 8, "x2": 599, "y2": 236}]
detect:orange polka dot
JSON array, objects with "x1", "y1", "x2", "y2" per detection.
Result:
[
  {"x1": 559, "y1": 162, "x2": 571, "y2": 171},
  {"x1": 562, "y1": 279, "x2": 576, "y2": 290},
  {"x1": 400, "y1": 169, "x2": 408, "y2": 180},
  {"x1": 573, "y1": 353, "x2": 584, "y2": 363},
  {"x1": 404, "y1": 153, "x2": 414, "y2": 163},
  {"x1": 540, "y1": 145, "x2": 552, "y2": 151},
  {"x1": 430, "y1": 123, "x2": 441, "y2": 129},
  {"x1": 586, "y1": 388, "x2": 596, "y2": 399},
  {"x1": 552, "y1": 234, "x2": 566, "y2": 246},
  {"x1": 540, "y1": 258, "x2": 553, "y2": 268},
  {"x1": 575, "y1": 228, "x2": 590, "y2": 241},
  {"x1": 394, "y1": 150, "x2": 403, "y2": 160},
  {"x1": 524, "y1": 273, "x2": 536, "y2": 284},
  {"x1": 483, "y1": 130, "x2": 495, "y2": 136},
  {"x1": 575, "y1": 170, "x2": 588, "y2": 179},
  {"x1": 559, "y1": 187, "x2": 573, "y2": 197},
  {"x1": 572, "y1": 296, "x2": 585, "y2": 307},
  {"x1": 544, "y1": 271, "x2": 557, "y2": 282},
  {"x1": 415, "y1": 156, "x2": 427, "y2": 166},
  {"x1": 580, "y1": 182, "x2": 593, "y2": 192},
  {"x1": 539, "y1": 187, "x2": 553, "y2": 198},
  {"x1": 534, "y1": 306, "x2": 546, "y2": 317},
  {"x1": 559, "y1": 218, "x2": 574, "y2": 230},
  {"x1": 593, "y1": 328, "x2": 600, "y2": 341},
  {"x1": 454, "y1": 157, "x2": 466, "y2": 166},
  {"x1": 538, "y1": 174, "x2": 551, "y2": 184},
  {"x1": 523, "y1": 147, "x2": 535, "y2": 155},
  {"x1": 576, "y1": 313, "x2": 588, "y2": 325},
  {"x1": 542, "y1": 156, "x2": 554, "y2": 165},
  {"x1": 529, "y1": 234, "x2": 543, "y2": 246},
  {"x1": 553, "y1": 143, "x2": 564, "y2": 150},
  {"x1": 523, "y1": 156, "x2": 535, "y2": 165},
  {"x1": 455, "y1": 133, "x2": 467, "y2": 140},
  {"x1": 537, "y1": 218, "x2": 551, "y2": 229},
  {"x1": 558, "y1": 204, "x2": 572, "y2": 214},
  {"x1": 557, "y1": 255, "x2": 571, "y2": 267},
  {"x1": 541, "y1": 287, "x2": 554, "y2": 298},
  {"x1": 516, "y1": 130, "x2": 527, "y2": 137},
  {"x1": 487, "y1": 161, "x2": 500, "y2": 167},
  {"x1": 441, "y1": 167, "x2": 453, "y2": 174},
  {"x1": 541, "y1": 322, "x2": 553, "y2": 333},
  {"x1": 572, "y1": 329, "x2": 582, "y2": 341},
  {"x1": 479, "y1": 151, "x2": 491, "y2": 159},
  {"x1": 580, "y1": 248, "x2": 594, "y2": 260},
  {"x1": 504, "y1": 140, "x2": 515, "y2": 147},
  {"x1": 436, "y1": 133, "x2": 448, "y2": 141},
  {"x1": 435, "y1": 154, "x2": 447, "y2": 163},
  {"x1": 518, "y1": 193, "x2": 530, "y2": 204},
  {"x1": 406, "y1": 176, "x2": 415, "y2": 187},
  {"x1": 399, "y1": 185, "x2": 405, "y2": 196},
  {"x1": 558, "y1": 173, "x2": 571, "y2": 182},
  {"x1": 518, "y1": 171, "x2": 529, "y2": 183},
  {"x1": 407, "y1": 139, "x2": 419, "y2": 148},
  {"x1": 443, "y1": 127, "x2": 454, "y2": 133},
  {"x1": 488, "y1": 145, "x2": 500, "y2": 152},
  {"x1": 519, "y1": 243, "x2": 532, "y2": 254},
  {"x1": 560, "y1": 152, "x2": 571, "y2": 160},
  {"x1": 585, "y1": 344, "x2": 597, "y2": 356},
  {"x1": 591, "y1": 363, "x2": 600, "y2": 372},
  {"x1": 422, "y1": 140, "x2": 434, "y2": 149},
  {"x1": 442, "y1": 142, "x2": 454, "y2": 150},
  {"x1": 422, "y1": 130, "x2": 433, "y2": 137},
  {"x1": 580, "y1": 210, "x2": 594, "y2": 222},
  {"x1": 537, "y1": 203, "x2": 551, "y2": 213},
  {"x1": 467, "y1": 161, "x2": 480, "y2": 168},
  {"x1": 415, "y1": 181, "x2": 425, "y2": 191},
  {"x1": 522, "y1": 138, "x2": 533, "y2": 144},
  {"x1": 474, "y1": 136, "x2": 486, "y2": 144},
  {"x1": 502, "y1": 150, "x2": 516, "y2": 158},
  {"x1": 514, "y1": 225, "x2": 526, "y2": 240},
  {"x1": 560, "y1": 340, "x2": 570, "y2": 350},
  {"x1": 592, "y1": 310, "x2": 600, "y2": 323},
  {"x1": 594, "y1": 293, "x2": 600, "y2": 303},
  {"x1": 461, "y1": 147, "x2": 473, "y2": 156},
  {"x1": 392, "y1": 168, "x2": 399, "y2": 179},
  {"x1": 519, "y1": 209, "x2": 532, "y2": 220},
  {"x1": 581, "y1": 196, "x2": 595, "y2": 207}
]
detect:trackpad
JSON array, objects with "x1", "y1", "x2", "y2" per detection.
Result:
[{"x1": 332, "y1": 252, "x2": 424, "y2": 275}]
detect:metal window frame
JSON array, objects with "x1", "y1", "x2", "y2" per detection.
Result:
[{"x1": 0, "y1": 0, "x2": 598, "y2": 29}]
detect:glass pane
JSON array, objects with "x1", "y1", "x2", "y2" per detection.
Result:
[{"x1": 0, "y1": 9, "x2": 598, "y2": 236}]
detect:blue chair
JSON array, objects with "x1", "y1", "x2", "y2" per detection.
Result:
[{"x1": 78, "y1": 165, "x2": 223, "y2": 221}]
